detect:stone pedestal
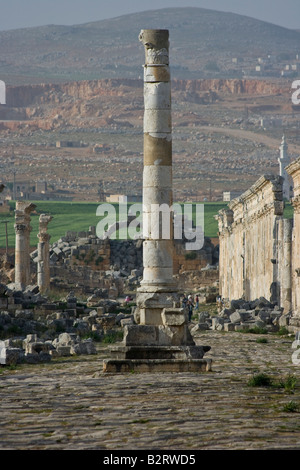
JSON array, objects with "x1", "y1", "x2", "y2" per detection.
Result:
[{"x1": 103, "y1": 29, "x2": 211, "y2": 373}]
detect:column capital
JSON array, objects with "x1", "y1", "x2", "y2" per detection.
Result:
[
  {"x1": 14, "y1": 223, "x2": 28, "y2": 234},
  {"x1": 38, "y1": 232, "x2": 51, "y2": 243}
]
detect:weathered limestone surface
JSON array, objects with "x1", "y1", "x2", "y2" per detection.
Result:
[
  {"x1": 138, "y1": 29, "x2": 177, "y2": 311},
  {"x1": 278, "y1": 135, "x2": 290, "y2": 200},
  {"x1": 1, "y1": 332, "x2": 300, "y2": 450},
  {"x1": 103, "y1": 30, "x2": 211, "y2": 372},
  {"x1": 287, "y1": 157, "x2": 300, "y2": 319},
  {"x1": 217, "y1": 175, "x2": 292, "y2": 312},
  {"x1": 14, "y1": 201, "x2": 36, "y2": 290},
  {"x1": 37, "y1": 214, "x2": 53, "y2": 294}
]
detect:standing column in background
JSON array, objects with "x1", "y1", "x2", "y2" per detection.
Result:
[
  {"x1": 14, "y1": 201, "x2": 36, "y2": 290},
  {"x1": 37, "y1": 214, "x2": 53, "y2": 294}
]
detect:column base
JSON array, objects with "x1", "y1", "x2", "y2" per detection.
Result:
[
  {"x1": 103, "y1": 358, "x2": 212, "y2": 373},
  {"x1": 102, "y1": 323, "x2": 212, "y2": 373},
  {"x1": 136, "y1": 289, "x2": 181, "y2": 325}
]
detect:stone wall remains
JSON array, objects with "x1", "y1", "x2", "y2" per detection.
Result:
[
  {"x1": 287, "y1": 157, "x2": 300, "y2": 319},
  {"x1": 217, "y1": 175, "x2": 292, "y2": 313}
]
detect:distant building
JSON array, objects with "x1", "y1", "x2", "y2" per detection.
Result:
[
  {"x1": 223, "y1": 191, "x2": 242, "y2": 202},
  {"x1": 106, "y1": 194, "x2": 127, "y2": 203},
  {"x1": 255, "y1": 65, "x2": 264, "y2": 73},
  {"x1": 106, "y1": 194, "x2": 142, "y2": 203},
  {"x1": 260, "y1": 117, "x2": 282, "y2": 129},
  {"x1": 232, "y1": 57, "x2": 243, "y2": 64},
  {"x1": 56, "y1": 141, "x2": 85, "y2": 148},
  {"x1": 35, "y1": 181, "x2": 47, "y2": 194}
]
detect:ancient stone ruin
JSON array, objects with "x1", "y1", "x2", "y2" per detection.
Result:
[
  {"x1": 103, "y1": 29, "x2": 211, "y2": 373},
  {"x1": 216, "y1": 154, "x2": 300, "y2": 334},
  {"x1": 13, "y1": 201, "x2": 36, "y2": 291},
  {"x1": 3, "y1": 32, "x2": 300, "y2": 377},
  {"x1": 37, "y1": 214, "x2": 53, "y2": 294}
]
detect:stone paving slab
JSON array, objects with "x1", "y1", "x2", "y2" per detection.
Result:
[{"x1": 1, "y1": 331, "x2": 300, "y2": 450}]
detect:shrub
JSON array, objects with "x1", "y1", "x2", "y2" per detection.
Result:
[
  {"x1": 282, "y1": 401, "x2": 299, "y2": 413},
  {"x1": 278, "y1": 374, "x2": 297, "y2": 393},
  {"x1": 247, "y1": 326, "x2": 268, "y2": 335},
  {"x1": 185, "y1": 252, "x2": 197, "y2": 260},
  {"x1": 247, "y1": 372, "x2": 273, "y2": 387},
  {"x1": 82, "y1": 331, "x2": 102, "y2": 342},
  {"x1": 277, "y1": 327, "x2": 289, "y2": 336},
  {"x1": 102, "y1": 331, "x2": 123, "y2": 344}
]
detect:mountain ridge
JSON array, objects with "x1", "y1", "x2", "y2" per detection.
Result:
[{"x1": 1, "y1": 7, "x2": 300, "y2": 85}]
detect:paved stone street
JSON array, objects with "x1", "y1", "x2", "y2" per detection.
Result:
[{"x1": 1, "y1": 330, "x2": 300, "y2": 450}]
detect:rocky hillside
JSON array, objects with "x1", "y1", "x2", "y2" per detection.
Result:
[
  {"x1": 0, "y1": 78, "x2": 288, "y2": 132},
  {"x1": 1, "y1": 7, "x2": 300, "y2": 84}
]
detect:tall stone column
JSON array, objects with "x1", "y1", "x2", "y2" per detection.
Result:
[
  {"x1": 103, "y1": 30, "x2": 211, "y2": 373},
  {"x1": 37, "y1": 214, "x2": 53, "y2": 294},
  {"x1": 276, "y1": 218, "x2": 292, "y2": 314},
  {"x1": 278, "y1": 135, "x2": 290, "y2": 200},
  {"x1": 137, "y1": 29, "x2": 178, "y2": 325},
  {"x1": 14, "y1": 201, "x2": 36, "y2": 290}
]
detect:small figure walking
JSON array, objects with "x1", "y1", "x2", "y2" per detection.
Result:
[
  {"x1": 195, "y1": 294, "x2": 199, "y2": 311},
  {"x1": 182, "y1": 294, "x2": 188, "y2": 309},
  {"x1": 187, "y1": 299, "x2": 194, "y2": 322}
]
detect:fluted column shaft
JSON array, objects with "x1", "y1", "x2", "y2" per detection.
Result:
[{"x1": 139, "y1": 29, "x2": 176, "y2": 292}]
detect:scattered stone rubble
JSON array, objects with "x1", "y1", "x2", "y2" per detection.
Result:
[
  {"x1": 27, "y1": 226, "x2": 219, "y2": 297},
  {"x1": 191, "y1": 296, "x2": 290, "y2": 334},
  {"x1": 29, "y1": 230, "x2": 144, "y2": 296},
  {"x1": 0, "y1": 333, "x2": 97, "y2": 365},
  {"x1": 0, "y1": 282, "x2": 293, "y2": 366},
  {"x1": 0, "y1": 283, "x2": 137, "y2": 365}
]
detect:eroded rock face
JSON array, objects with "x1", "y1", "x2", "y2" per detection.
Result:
[{"x1": 0, "y1": 78, "x2": 287, "y2": 132}]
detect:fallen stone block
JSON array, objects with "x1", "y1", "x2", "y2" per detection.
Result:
[
  {"x1": 230, "y1": 311, "x2": 247, "y2": 323},
  {"x1": 234, "y1": 323, "x2": 251, "y2": 331},
  {"x1": 191, "y1": 323, "x2": 210, "y2": 333},
  {"x1": 120, "y1": 316, "x2": 134, "y2": 327},
  {"x1": 279, "y1": 315, "x2": 290, "y2": 327},
  {"x1": 212, "y1": 317, "x2": 224, "y2": 330},
  {"x1": 224, "y1": 323, "x2": 235, "y2": 331},
  {"x1": 55, "y1": 332, "x2": 78, "y2": 346},
  {"x1": 55, "y1": 346, "x2": 72, "y2": 356},
  {"x1": 0, "y1": 342, "x2": 24, "y2": 365},
  {"x1": 25, "y1": 342, "x2": 51, "y2": 355},
  {"x1": 71, "y1": 340, "x2": 97, "y2": 355},
  {"x1": 258, "y1": 311, "x2": 271, "y2": 323},
  {"x1": 254, "y1": 320, "x2": 267, "y2": 329},
  {"x1": 25, "y1": 352, "x2": 51, "y2": 363},
  {"x1": 198, "y1": 311, "x2": 210, "y2": 322}
]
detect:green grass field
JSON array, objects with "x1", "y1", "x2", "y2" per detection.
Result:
[{"x1": 0, "y1": 200, "x2": 293, "y2": 248}]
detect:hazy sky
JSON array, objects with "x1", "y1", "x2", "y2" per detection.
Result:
[{"x1": 0, "y1": 0, "x2": 299, "y2": 31}]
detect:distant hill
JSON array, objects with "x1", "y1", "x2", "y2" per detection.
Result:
[{"x1": 1, "y1": 7, "x2": 300, "y2": 84}]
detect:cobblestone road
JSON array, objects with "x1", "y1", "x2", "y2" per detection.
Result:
[{"x1": 1, "y1": 330, "x2": 300, "y2": 450}]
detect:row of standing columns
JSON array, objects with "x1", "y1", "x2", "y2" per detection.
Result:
[{"x1": 13, "y1": 201, "x2": 52, "y2": 293}]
